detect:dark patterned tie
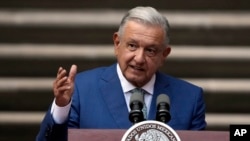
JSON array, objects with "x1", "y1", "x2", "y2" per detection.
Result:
[{"x1": 131, "y1": 88, "x2": 147, "y2": 119}]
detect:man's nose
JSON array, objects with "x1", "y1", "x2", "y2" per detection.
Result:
[{"x1": 134, "y1": 48, "x2": 146, "y2": 63}]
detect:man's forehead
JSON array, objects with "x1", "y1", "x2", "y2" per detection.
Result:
[{"x1": 123, "y1": 22, "x2": 165, "y2": 46}]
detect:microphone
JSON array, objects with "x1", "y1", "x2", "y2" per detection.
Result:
[
  {"x1": 156, "y1": 94, "x2": 171, "y2": 123},
  {"x1": 129, "y1": 91, "x2": 144, "y2": 124}
]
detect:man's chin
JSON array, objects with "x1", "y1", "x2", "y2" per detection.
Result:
[{"x1": 126, "y1": 76, "x2": 145, "y2": 86}]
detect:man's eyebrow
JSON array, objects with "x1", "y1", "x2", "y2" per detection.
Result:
[
  {"x1": 145, "y1": 44, "x2": 161, "y2": 48},
  {"x1": 126, "y1": 38, "x2": 138, "y2": 43}
]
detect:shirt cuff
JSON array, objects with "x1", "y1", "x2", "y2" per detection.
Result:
[{"x1": 51, "y1": 98, "x2": 72, "y2": 124}]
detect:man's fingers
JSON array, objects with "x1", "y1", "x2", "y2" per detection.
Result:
[
  {"x1": 68, "y1": 64, "x2": 77, "y2": 81},
  {"x1": 55, "y1": 76, "x2": 68, "y2": 88},
  {"x1": 57, "y1": 67, "x2": 67, "y2": 80},
  {"x1": 57, "y1": 85, "x2": 71, "y2": 93},
  {"x1": 57, "y1": 67, "x2": 63, "y2": 74},
  {"x1": 53, "y1": 65, "x2": 76, "y2": 106}
]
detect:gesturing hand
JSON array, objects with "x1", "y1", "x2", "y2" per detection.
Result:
[{"x1": 53, "y1": 64, "x2": 77, "y2": 107}]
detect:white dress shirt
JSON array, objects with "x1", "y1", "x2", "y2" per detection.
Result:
[
  {"x1": 51, "y1": 64, "x2": 155, "y2": 124},
  {"x1": 116, "y1": 64, "x2": 155, "y2": 116}
]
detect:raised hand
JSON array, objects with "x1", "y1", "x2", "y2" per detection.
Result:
[{"x1": 53, "y1": 64, "x2": 77, "y2": 107}]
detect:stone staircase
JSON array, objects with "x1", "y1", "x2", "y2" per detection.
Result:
[{"x1": 0, "y1": 1, "x2": 250, "y2": 140}]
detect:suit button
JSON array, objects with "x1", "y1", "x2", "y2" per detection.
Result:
[{"x1": 45, "y1": 127, "x2": 52, "y2": 138}]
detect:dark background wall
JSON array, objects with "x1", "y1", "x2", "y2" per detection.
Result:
[{"x1": 0, "y1": 1, "x2": 250, "y2": 140}]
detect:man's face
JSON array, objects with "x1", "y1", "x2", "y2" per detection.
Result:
[{"x1": 113, "y1": 21, "x2": 171, "y2": 87}]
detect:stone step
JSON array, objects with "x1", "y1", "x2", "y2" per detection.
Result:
[
  {"x1": 0, "y1": 77, "x2": 249, "y2": 113},
  {"x1": 1, "y1": 10, "x2": 250, "y2": 27},
  {"x1": 1, "y1": 44, "x2": 250, "y2": 60},
  {"x1": 0, "y1": 124, "x2": 38, "y2": 141},
  {"x1": 0, "y1": 10, "x2": 250, "y2": 45},
  {"x1": 0, "y1": 44, "x2": 250, "y2": 78},
  {"x1": 2, "y1": 25, "x2": 249, "y2": 45},
  {"x1": 0, "y1": 0, "x2": 249, "y2": 10},
  {"x1": 1, "y1": 78, "x2": 249, "y2": 93}
]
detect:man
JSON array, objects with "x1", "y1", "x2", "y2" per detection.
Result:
[{"x1": 36, "y1": 6, "x2": 206, "y2": 141}]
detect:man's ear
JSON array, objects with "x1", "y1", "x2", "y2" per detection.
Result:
[
  {"x1": 163, "y1": 46, "x2": 171, "y2": 58},
  {"x1": 113, "y1": 32, "x2": 120, "y2": 56},
  {"x1": 160, "y1": 46, "x2": 171, "y2": 66},
  {"x1": 113, "y1": 32, "x2": 120, "y2": 47}
]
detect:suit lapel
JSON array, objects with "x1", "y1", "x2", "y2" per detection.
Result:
[
  {"x1": 98, "y1": 65, "x2": 171, "y2": 126},
  {"x1": 99, "y1": 64, "x2": 132, "y2": 128}
]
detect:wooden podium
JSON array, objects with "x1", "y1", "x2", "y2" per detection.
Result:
[{"x1": 68, "y1": 129, "x2": 229, "y2": 141}]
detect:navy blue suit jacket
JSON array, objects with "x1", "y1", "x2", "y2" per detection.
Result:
[{"x1": 36, "y1": 64, "x2": 206, "y2": 141}]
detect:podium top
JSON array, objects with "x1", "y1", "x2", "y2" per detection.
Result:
[{"x1": 68, "y1": 129, "x2": 229, "y2": 141}]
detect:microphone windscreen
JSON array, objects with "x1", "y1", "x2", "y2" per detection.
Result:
[
  {"x1": 129, "y1": 91, "x2": 143, "y2": 105},
  {"x1": 156, "y1": 94, "x2": 170, "y2": 105}
]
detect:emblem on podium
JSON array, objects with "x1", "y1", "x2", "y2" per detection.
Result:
[{"x1": 121, "y1": 120, "x2": 181, "y2": 141}]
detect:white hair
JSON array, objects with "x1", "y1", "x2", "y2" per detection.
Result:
[{"x1": 118, "y1": 6, "x2": 170, "y2": 45}]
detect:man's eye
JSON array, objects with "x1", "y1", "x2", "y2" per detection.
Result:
[
  {"x1": 147, "y1": 48, "x2": 156, "y2": 53},
  {"x1": 145, "y1": 48, "x2": 157, "y2": 57},
  {"x1": 128, "y1": 44, "x2": 137, "y2": 50}
]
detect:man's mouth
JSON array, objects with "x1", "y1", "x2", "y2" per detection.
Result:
[{"x1": 130, "y1": 65, "x2": 144, "y2": 71}]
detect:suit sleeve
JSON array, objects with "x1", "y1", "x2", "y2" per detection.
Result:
[
  {"x1": 190, "y1": 88, "x2": 207, "y2": 130},
  {"x1": 36, "y1": 106, "x2": 68, "y2": 141}
]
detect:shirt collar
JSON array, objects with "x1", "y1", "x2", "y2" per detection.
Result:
[{"x1": 117, "y1": 64, "x2": 155, "y2": 95}]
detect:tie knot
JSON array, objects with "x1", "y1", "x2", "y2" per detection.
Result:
[{"x1": 131, "y1": 88, "x2": 146, "y2": 95}]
